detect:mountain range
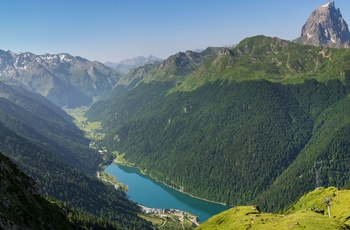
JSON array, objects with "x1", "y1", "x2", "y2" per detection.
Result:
[
  {"x1": 2, "y1": 1, "x2": 350, "y2": 229},
  {"x1": 85, "y1": 1, "x2": 350, "y2": 215},
  {"x1": 105, "y1": 55, "x2": 163, "y2": 74},
  {"x1": 0, "y1": 51, "x2": 121, "y2": 108},
  {"x1": 86, "y1": 34, "x2": 350, "y2": 213}
]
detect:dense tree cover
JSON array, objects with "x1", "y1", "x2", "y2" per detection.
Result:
[
  {"x1": 0, "y1": 81, "x2": 152, "y2": 229},
  {"x1": 254, "y1": 87, "x2": 350, "y2": 212},
  {"x1": 0, "y1": 81, "x2": 102, "y2": 173},
  {"x1": 1, "y1": 152, "x2": 78, "y2": 230},
  {"x1": 87, "y1": 78, "x2": 348, "y2": 212},
  {"x1": 0, "y1": 122, "x2": 152, "y2": 229}
]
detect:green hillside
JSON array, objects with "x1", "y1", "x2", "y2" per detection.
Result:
[
  {"x1": 116, "y1": 36, "x2": 350, "y2": 92},
  {"x1": 0, "y1": 120, "x2": 152, "y2": 229},
  {"x1": 197, "y1": 187, "x2": 350, "y2": 229},
  {"x1": 253, "y1": 91, "x2": 350, "y2": 212},
  {"x1": 0, "y1": 81, "x2": 101, "y2": 173},
  {"x1": 0, "y1": 82, "x2": 152, "y2": 229},
  {"x1": 86, "y1": 35, "x2": 350, "y2": 213},
  {"x1": 174, "y1": 36, "x2": 350, "y2": 91}
]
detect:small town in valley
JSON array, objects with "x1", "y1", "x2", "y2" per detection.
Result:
[{"x1": 139, "y1": 205, "x2": 200, "y2": 228}]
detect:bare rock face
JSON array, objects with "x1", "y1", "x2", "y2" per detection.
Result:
[
  {"x1": 0, "y1": 50, "x2": 121, "y2": 108},
  {"x1": 295, "y1": 1, "x2": 350, "y2": 48}
]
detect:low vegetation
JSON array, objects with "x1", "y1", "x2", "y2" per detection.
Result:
[
  {"x1": 65, "y1": 106, "x2": 106, "y2": 142},
  {"x1": 197, "y1": 187, "x2": 350, "y2": 229}
]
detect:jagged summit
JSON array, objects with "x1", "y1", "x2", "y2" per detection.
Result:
[
  {"x1": 0, "y1": 50, "x2": 121, "y2": 108},
  {"x1": 295, "y1": 1, "x2": 350, "y2": 48},
  {"x1": 322, "y1": 1, "x2": 334, "y2": 8},
  {"x1": 105, "y1": 55, "x2": 163, "y2": 74}
]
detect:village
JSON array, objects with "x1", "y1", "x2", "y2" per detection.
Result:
[{"x1": 138, "y1": 205, "x2": 200, "y2": 228}]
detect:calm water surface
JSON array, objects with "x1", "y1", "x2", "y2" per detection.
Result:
[{"x1": 105, "y1": 164, "x2": 231, "y2": 222}]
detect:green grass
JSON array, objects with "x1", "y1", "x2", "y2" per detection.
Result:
[
  {"x1": 138, "y1": 213, "x2": 164, "y2": 227},
  {"x1": 65, "y1": 106, "x2": 106, "y2": 141},
  {"x1": 160, "y1": 217, "x2": 184, "y2": 229},
  {"x1": 167, "y1": 36, "x2": 350, "y2": 94},
  {"x1": 288, "y1": 187, "x2": 350, "y2": 226},
  {"x1": 197, "y1": 187, "x2": 350, "y2": 230},
  {"x1": 113, "y1": 152, "x2": 128, "y2": 164}
]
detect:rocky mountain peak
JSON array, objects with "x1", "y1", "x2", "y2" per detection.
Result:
[
  {"x1": 295, "y1": 1, "x2": 350, "y2": 48},
  {"x1": 0, "y1": 49, "x2": 121, "y2": 108},
  {"x1": 105, "y1": 55, "x2": 163, "y2": 74}
]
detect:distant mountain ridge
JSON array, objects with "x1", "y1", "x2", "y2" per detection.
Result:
[
  {"x1": 105, "y1": 55, "x2": 163, "y2": 74},
  {"x1": 295, "y1": 1, "x2": 350, "y2": 48},
  {"x1": 0, "y1": 50, "x2": 121, "y2": 108},
  {"x1": 119, "y1": 36, "x2": 350, "y2": 92}
]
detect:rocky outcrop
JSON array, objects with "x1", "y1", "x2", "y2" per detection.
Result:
[
  {"x1": 295, "y1": 1, "x2": 350, "y2": 48},
  {"x1": 0, "y1": 153, "x2": 75, "y2": 230}
]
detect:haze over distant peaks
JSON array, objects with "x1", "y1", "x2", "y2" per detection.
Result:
[
  {"x1": 105, "y1": 55, "x2": 163, "y2": 74},
  {"x1": 0, "y1": 50, "x2": 120, "y2": 107},
  {"x1": 295, "y1": 1, "x2": 350, "y2": 48}
]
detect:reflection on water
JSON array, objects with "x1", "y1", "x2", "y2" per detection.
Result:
[{"x1": 105, "y1": 164, "x2": 231, "y2": 222}]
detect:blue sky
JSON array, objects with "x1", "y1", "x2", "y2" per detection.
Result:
[{"x1": 1, "y1": 0, "x2": 349, "y2": 62}]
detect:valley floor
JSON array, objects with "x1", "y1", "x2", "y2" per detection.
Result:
[{"x1": 67, "y1": 106, "x2": 200, "y2": 229}]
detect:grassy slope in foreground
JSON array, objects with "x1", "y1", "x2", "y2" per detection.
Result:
[{"x1": 197, "y1": 187, "x2": 350, "y2": 230}]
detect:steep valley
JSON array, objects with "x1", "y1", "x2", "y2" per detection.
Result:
[
  {"x1": 0, "y1": 80, "x2": 152, "y2": 229},
  {"x1": 86, "y1": 36, "x2": 350, "y2": 214},
  {"x1": 2, "y1": 1, "x2": 350, "y2": 228}
]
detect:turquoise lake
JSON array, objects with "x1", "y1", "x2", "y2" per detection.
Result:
[{"x1": 105, "y1": 164, "x2": 231, "y2": 222}]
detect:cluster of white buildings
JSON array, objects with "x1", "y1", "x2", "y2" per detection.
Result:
[{"x1": 139, "y1": 205, "x2": 183, "y2": 216}]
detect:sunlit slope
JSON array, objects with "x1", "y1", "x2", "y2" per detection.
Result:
[
  {"x1": 117, "y1": 36, "x2": 350, "y2": 91},
  {"x1": 197, "y1": 187, "x2": 350, "y2": 230},
  {"x1": 159, "y1": 36, "x2": 350, "y2": 92},
  {"x1": 86, "y1": 35, "x2": 350, "y2": 214}
]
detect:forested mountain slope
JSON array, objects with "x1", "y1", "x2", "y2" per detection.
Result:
[
  {"x1": 0, "y1": 117, "x2": 151, "y2": 229},
  {"x1": 254, "y1": 90, "x2": 350, "y2": 211},
  {"x1": 0, "y1": 81, "x2": 101, "y2": 172},
  {"x1": 0, "y1": 152, "x2": 76, "y2": 230},
  {"x1": 0, "y1": 82, "x2": 152, "y2": 229},
  {"x1": 86, "y1": 36, "x2": 350, "y2": 212}
]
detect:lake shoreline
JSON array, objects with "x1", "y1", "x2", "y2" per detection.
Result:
[
  {"x1": 112, "y1": 161, "x2": 231, "y2": 207},
  {"x1": 105, "y1": 162, "x2": 232, "y2": 222}
]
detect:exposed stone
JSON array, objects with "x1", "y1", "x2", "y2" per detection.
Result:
[{"x1": 295, "y1": 1, "x2": 350, "y2": 48}]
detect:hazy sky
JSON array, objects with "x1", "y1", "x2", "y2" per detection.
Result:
[{"x1": 1, "y1": 0, "x2": 349, "y2": 62}]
